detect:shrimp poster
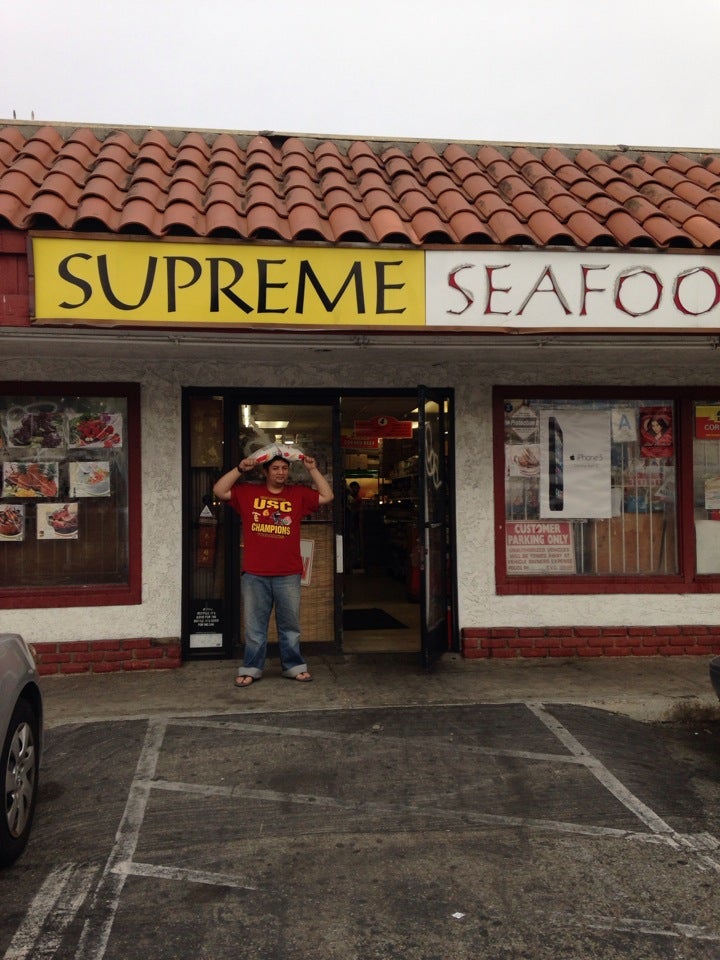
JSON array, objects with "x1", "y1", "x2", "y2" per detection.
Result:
[{"x1": 68, "y1": 461, "x2": 111, "y2": 497}]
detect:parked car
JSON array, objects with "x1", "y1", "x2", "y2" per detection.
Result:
[
  {"x1": 0, "y1": 633, "x2": 43, "y2": 867},
  {"x1": 710, "y1": 656, "x2": 720, "y2": 704}
]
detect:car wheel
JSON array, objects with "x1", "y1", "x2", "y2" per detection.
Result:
[{"x1": 0, "y1": 699, "x2": 40, "y2": 867}]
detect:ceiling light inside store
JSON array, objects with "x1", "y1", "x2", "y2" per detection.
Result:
[{"x1": 255, "y1": 420, "x2": 289, "y2": 429}]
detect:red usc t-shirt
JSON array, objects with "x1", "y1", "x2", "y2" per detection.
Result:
[{"x1": 229, "y1": 482, "x2": 320, "y2": 576}]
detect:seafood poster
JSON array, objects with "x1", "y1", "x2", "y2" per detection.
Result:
[
  {"x1": 68, "y1": 413, "x2": 123, "y2": 449},
  {"x1": 0, "y1": 505, "x2": 25, "y2": 541},
  {"x1": 36, "y1": 503, "x2": 79, "y2": 540},
  {"x1": 505, "y1": 444, "x2": 540, "y2": 478},
  {"x1": 2, "y1": 461, "x2": 59, "y2": 498},
  {"x1": 4, "y1": 409, "x2": 65, "y2": 449},
  {"x1": 68, "y1": 461, "x2": 111, "y2": 497}
]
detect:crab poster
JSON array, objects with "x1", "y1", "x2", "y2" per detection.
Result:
[{"x1": 68, "y1": 413, "x2": 123, "y2": 449}]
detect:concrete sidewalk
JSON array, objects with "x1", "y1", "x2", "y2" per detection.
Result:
[{"x1": 40, "y1": 652, "x2": 719, "y2": 728}]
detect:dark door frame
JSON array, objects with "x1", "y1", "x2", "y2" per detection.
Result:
[{"x1": 181, "y1": 385, "x2": 459, "y2": 660}]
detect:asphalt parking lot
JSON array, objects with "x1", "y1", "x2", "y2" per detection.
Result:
[{"x1": 2, "y1": 656, "x2": 720, "y2": 960}]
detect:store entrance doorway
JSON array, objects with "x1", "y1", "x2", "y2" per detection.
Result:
[
  {"x1": 181, "y1": 388, "x2": 456, "y2": 664},
  {"x1": 339, "y1": 390, "x2": 455, "y2": 665}
]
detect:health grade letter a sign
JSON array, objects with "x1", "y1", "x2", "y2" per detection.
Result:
[{"x1": 540, "y1": 409, "x2": 611, "y2": 519}]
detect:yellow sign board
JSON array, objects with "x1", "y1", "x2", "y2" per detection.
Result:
[{"x1": 31, "y1": 237, "x2": 425, "y2": 327}]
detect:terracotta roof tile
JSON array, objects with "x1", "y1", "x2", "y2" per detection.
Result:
[
  {"x1": 410, "y1": 208, "x2": 454, "y2": 242},
  {"x1": 682, "y1": 215, "x2": 720, "y2": 247},
  {"x1": 702, "y1": 156, "x2": 720, "y2": 179},
  {"x1": 328, "y1": 205, "x2": 373, "y2": 241},
  {"x1": 287, "y1": 203, "x2": 332, "y2": 242},
  {"x1": 118, "y1": 198, "x2": 165, "y2": 235},
  {"x1": 565, "y1": 212, "x2": 617, "y2": 246},
  {"x1": 356, "y1": 170, "x2": 390, "y2": 195},
  {"x1": 283, "y1": 168, "x2": 318, "y2": 195},
  {"x1": 205, "y1": 201, "x2": 245, "y2": 237},
  {"x1": 640, "y1": 215, "x2": 693, "y2": 247},
  {"x1": 246, "y1": 204, "x2": 290, "y2": 241},
  {"x1": 1, "y1": 122, "x2": 719, "y2": 250},
  {"x1": 446, "y1": 211, "x2": 492, "y2": 244},
  {"x1": 605, "y1": 210, "x2": 656, "y2": 246},
  {"x1": 30, "y1": 190, "x2": 76, "y2": 229},
  {"x1": 487, "y1": 209, "x2": 534, "y2": 245},
  {"x1": 369, "y1": 207, "x2": 417, "y2": 243},
  {"x1": 526, "y1": 210, "x2": 574, "y2": 245}
]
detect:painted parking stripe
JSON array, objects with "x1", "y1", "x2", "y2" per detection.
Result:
[
  {"x1": 74, "y1": 718, "x2": 167, "y2": 960},
  {"x1": 2, "y1": 863, "x2": 95, "y2": 960},
  {"x1": 122, "y1": 861, "x2": 257, "y2": 890},
  {"x1": 528, "y1": 703, "x2": 720, "y2": 873},
  {"x1": 151, "y1": 777, "x2": 686, "y2": 847}
]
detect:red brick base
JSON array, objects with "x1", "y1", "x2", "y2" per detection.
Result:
[
  {"x1": 462, "y1": 626, "x2": 720, "y2": 659},
  {"x1": 33, "y1": 637, "x2": 182, "y2": 675}
]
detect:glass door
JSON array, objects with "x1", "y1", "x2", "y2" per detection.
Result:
[
  {"x1": 417, "y1": 386, "x2": 454, "y2": 668},
  {"x1": 182, "y1": 390, "x2": 336, "y2": 660}
]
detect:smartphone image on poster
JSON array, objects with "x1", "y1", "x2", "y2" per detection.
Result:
[{"x1": 548, "y1": 416, "x2": 564, "y2": 511}]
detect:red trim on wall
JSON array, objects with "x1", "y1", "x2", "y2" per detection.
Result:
[
  {"x1": 32, "y1": 636, "x2": 182, "y2": 674},
  {"x1": 462, "y1": 625, "x2": 720, "y2": 658}
]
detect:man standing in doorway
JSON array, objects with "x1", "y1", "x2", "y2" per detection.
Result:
[{"x1": 213, "y1": 451, "x2": 333, "y2": 687}]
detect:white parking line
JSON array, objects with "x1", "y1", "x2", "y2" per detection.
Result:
[
  {"x1": 528, "y1": 703, "x2": 720, "y2": 873},
  {"x1": 122, "y1": 861, "x2": 257, "y2": 890},
  {"x1": 150, "y1": 777, "x2": 688, "y2": 847},
  {"x1": 2, "y1": 863, "x2": 95, "y2": 960},
  {"x1": 580, "y1": 915, "x2": 720, "y2": 941},
  {"x1": 73, "y1": 718, "x2": 167, "y2": 960},
  {"x1": 20, "y1": 701, "x2": 715, "y2": 960}
]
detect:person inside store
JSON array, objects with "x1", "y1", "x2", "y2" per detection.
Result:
[{"x1": 213, "y1": 451, "x2": 333, "y2": 687}]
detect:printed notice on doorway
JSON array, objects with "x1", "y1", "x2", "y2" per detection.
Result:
[{"x1": 505, "y1": 521, "x2": 575, "y2": 574}]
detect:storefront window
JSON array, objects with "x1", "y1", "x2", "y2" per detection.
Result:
[
  {"x1": 495, "y1": 390, "x2": 686, "y2": 593},
  {"x1": 0, "y1": 382, "x2": 140, "y2": 608},
  {"x1": 693, "y1": 400, "x2": 720, "y2": 574}
]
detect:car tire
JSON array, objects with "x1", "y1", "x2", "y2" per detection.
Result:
[{"x1": 0, "y1": 698, "x2": 40, "y2": 867}]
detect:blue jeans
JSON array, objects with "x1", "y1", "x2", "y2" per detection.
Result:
[{"x1": 239, "y1": 573, "x2": 307, "y2": 679}]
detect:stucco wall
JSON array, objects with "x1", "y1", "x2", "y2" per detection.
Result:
[{"x1": 5, "y1": 345, "x2": 720, "y2": 646}]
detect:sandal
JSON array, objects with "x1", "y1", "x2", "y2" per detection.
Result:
[
  {"x1": 287, "y1": 671, "x2": 313, "y2": 682},
  {"x1": 234, "y1": 675, "x2": 258, "y2": 688}
]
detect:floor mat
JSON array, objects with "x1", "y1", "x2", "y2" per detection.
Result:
[{"x1": 343, "y1": 607, "x2": 408, "y2": 631}]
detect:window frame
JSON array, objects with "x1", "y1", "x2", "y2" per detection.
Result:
[
  {"x1": 493, "y1": 385, "x2": 714, "y2": 596},
  {"x1": 0, "y1": 380, "x2": 141, "y2": 609}
]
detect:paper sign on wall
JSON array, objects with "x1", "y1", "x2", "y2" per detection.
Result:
[
  {"x1": 300, "y1": 539, "x2": 314, "y2": 586},
  {"x1": 539, "y1": 410, "x2": 611, "y2": 518}
]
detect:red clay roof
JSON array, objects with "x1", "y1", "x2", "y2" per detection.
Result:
[{"x1": 1, "y1": 123, "x2": 720, "y2": 249}]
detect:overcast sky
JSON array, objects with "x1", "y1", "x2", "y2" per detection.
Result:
[{"x1": 2, "y1": 0, "x2": 718, "y2": 149}]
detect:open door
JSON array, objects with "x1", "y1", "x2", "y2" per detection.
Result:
[{"x1": 417, "y1": 386, "x2": 454, "y2": 668}]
